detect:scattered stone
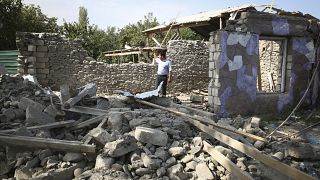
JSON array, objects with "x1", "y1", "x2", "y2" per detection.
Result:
[
  {"x1": 18, "y1": 97, "x2": 45, "y2": 111},
  {"x1": 236, "y1": 160, "x2": 246, "y2": 171},
  {"x1": 254, "y1": 141, "x2": 265, "y2": 150},
  {"x1": 186, "y1": 161, "x2": 197, "y2": 171},
  {"x1": 196, "y1": 163, "x2": 214, "y2": 180},
  {"x1": 192, "y1": 136, "x2": 203, "y2": 147},
  {"x1": 232, "y1": 115, "x2": 245, "y2": 129},
  {"x1": 63, "y1": 153, "x2": 84, "y2": 163},
  {"x1": 168, "y1": 147, "x2": 185, "y2": 157},
  {"x1": 272, "y1": 152, "x2": 284, "y2": 161},
  {"x1": 157, "y1": 167, "x2": 166, "y2": 177},
  {"x1": 95, "y1": 154, "x2": 114, "y2": 169},
  {"x1": 38, "y1": 149, "x2": 53, "y2": 160},
  {"x1": 14, "y1": 167, "x2": 32, "y2": 180},
  {"x1": 285, "y1": 142, "x2": 320, "y2": 160},
  {"x1": 189, "y1": 146, "x2": 202, "y2": 155},
  {"x1": 248, "y1": 165, "x2": 258, "y2": 172},
  {"x1": 155, "y1": 147, "x2": 170, "y2": 161},
  {"x1": 250, "y1": 117, "x2": 261, "y2": 128},
  {"x1": 135, "y1": 126, "x2": 168, "y2": 146},
  {"x1": 104, "y1": 135, "x2": 138, "y2": 157},
  {"x1": 74, "y1": 168, "x2": 84, "y2": 177},
  {"x1": 89, "y1": 127, "x2": 114, "y2": 145},
  {"x1": 111, "y1": 163, "x2": 123, "y2": 171},
  {"x1": 26, "y1": 105, "x2": 55, "y2": 125},
  {"x1": 108, "y1": 112, "x2": 125, "y2": 131},
  {"x1": 141, "y1": 153, "x2": 162, "y2": 169},
  {"x1": 165, "y1": 157, "x2": 176, "y2": 168},
  {"x1": 181, "y1": 154, "x2": 194, "y2": 164},
  {"x1": 135, "y1": 168, "x2": 154, "y2": 176},
  {"x1": 167, "y1": 163, "x2": 188, "y2": 180},
  {"x1": 25, "y1": 157, "x2": 40, "y2": 168}
]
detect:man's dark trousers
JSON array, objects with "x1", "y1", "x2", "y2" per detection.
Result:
[{"x1": 156, "y1": 75, "x2": 168, "y2": 96}]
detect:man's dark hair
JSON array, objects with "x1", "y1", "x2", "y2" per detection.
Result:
[{"x1": 159, "y1": 50, "x2": 166, "y2": 58}]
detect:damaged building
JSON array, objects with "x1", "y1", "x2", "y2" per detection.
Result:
[
  {"x1": 0, "y1": 4, "x2": 320, "y2": 180},
  {"x1": 143, "y1": 4, "x2": 320, "y2": 117}
]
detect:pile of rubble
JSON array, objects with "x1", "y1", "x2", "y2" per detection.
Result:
[{"x1": 0, "y1": 75, "x2": 319, "y2": 180}]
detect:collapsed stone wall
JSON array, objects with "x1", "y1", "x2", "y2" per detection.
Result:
[{"x1": 16, "y1": 32, "x2": 209, "y2": 94}]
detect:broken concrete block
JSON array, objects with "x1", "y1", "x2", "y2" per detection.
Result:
[
  {"x1": 62, "y1": 153, "x2": 84, "y2": 163},
  {"x1": 272, "y1": 152, "x2": 284, "y2": 161},
  {"x1": 155, "y1": 147, "x2": 169, "y2": 161},
  {"x1": 141, "y1": 153, "x2": 162, "y2": 170},
  {"x1": 190, "y1": 94, "x2": 204, "y2": 103},
  {"x1": 186, "y1": 161, "x2": 197, "y2": 170},
  {"x1": 26, "y1": 106, "x2": 55, "y2": 125},
  {"x1": 167, "y1": 163, "x2": 188, "y2": 180},
  {"x1": 169, "y1": 147, "x2": 185, "y2": 157},
  {"x1": 44, "y1": 104, "x2": 59, "y2": 118},
  {"x1": 95, "y1": 154, "x2": 114, "y2": 169},
  {"x1": 135, "y1": 168, "x2": 154, "y2": 176},
  {"x1": 18, "y1": 97, "x2": 45, "y2": 111},
  {"x1": 135, "y1": 126, "x2": 168, "y2": 146},
  {"x1": 254, "y1": 141, "x2": 265, "y2": 150},
  {"x1": 157, "y1": 167, "x2": 166, "y2": 177},
  {"x1": 104, "y1": 135, "x2": 138, "y2": 157},
  {"x1": 196, "y1": 163, "x2": 214, "y2": 180},
  {"x1": 14, "y1": 167, "x2": 32, "y2": 180},
  {"x1": 108, "y1": 112, "x2": 125, "y2": 131},
  {"x1": 251, "y1": 117, "x2": 261, "y2": 128},
  {"x1": 89, "y1": 127, "x2": 114, "y2": 145},
  {"x1": 181, "y1": 154, "x2": 194, "y2": 164}
]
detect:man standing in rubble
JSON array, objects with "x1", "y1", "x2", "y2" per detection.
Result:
[{"x1": 152, "y1": 50, "x2": 172, "y2": 97}]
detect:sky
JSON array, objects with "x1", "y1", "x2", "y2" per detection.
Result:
[{"x1": 23, "y1": 0, "x2": 320, "y2": 29}]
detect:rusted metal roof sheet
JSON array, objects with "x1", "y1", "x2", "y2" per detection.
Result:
[{"x1": 143, "y1": 4, "x2": 256, "y2": 34}]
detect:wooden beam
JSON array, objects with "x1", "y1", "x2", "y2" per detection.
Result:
[
  {"x1": 104, "y1": 51, "x2": 141, "y2": 57},
  {"x1": 70, "y1": 115, "x2": 106, "y2": 130},
  {"x1": 83, "y1": 116, "x2": 109, "y2": 144},
  {"x1": 151, "y1": 37, "x2": 161, "y2": 46},
  {"x1": 0, "y1": 120, "x2": 76, "y2": 134},
  {"x1": 62, "y1": 106, "x2": 109, "y2": 116},
  {"x1": 63, "y1": 84, "x2": 96, "y2": 109},
  {"x1": 203, "y1": 141, "x2": 253, "y2": 180},
  {"x1": 171, "y1": 102, "x2": 216, "y2": 120},
  {"x1": 0, "y1": 134, "x2": 95, "y2": 153},
  {"x1": 137, "y1": 100, "x2": 268, "y2": 142},
  {"x1": 186, "y1": 120, "x2": 315, "y2": 180}
]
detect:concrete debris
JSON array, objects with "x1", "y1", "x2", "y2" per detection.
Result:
[
  {"x1": 104, "y1": 135, "x2": 138, "y2": 157},
  {"x1": 135, "y1": 126, "x2": 168, "y2": 146},
  {"x1": 1, "y1": 76, "x2": 319, "y2": 179}
]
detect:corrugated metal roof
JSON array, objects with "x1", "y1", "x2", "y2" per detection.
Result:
[
  {"x1": 143, "y1": 4, "x2": 256, "y2": 33},
  {"x1": 0, "y1": 50, "x2": 18, "y2": 74}
]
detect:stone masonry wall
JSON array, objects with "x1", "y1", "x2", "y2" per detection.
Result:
[
  {"x1": 16, "y1": 32, "x2": 209, "y2": 94},
  {"x1": 208, "y1": 31, "x2": 315, "y2": 117},
  {"x1": 258, "y1": 40, "x2": 283, "y2": 92}
]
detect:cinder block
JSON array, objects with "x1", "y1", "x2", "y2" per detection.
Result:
[
  {"x1": 36, "y1": 52, "x2": 46, "y2": 58},
  {"x1": 28, "y1": 45, "x2": 36, "y2": 51},
  {"x1": 208, "y1": 96, "x2": 214, "y2": 105},
  {"x1": 37, "y1": 46, "x2": 48, "y2": 52},
  {"x1": 37, "y1": 69, "x2": 49, "y2": 74},
  {"x1": 27, "y1": 57, "x2": 36, "y2": 63},
  {"x1": 209, "y1": 61, "x2": 215, "y2": 70},
  {"x1": 35, "y1": 40, "x2": 44, "y2": 46},
  {"x1": 37, "y1": 57, "x2": 49, "y2": 62},
  {"x1": 36, "y1": 63, "x2": 47, "y2": 69},
  {"x1": 27, "y1": 69, "x2": 35, "y2": 74}
]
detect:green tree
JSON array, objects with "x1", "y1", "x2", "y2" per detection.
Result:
[
  {"x1": 78, "y1": 7, "x2": 89, "y2": 30},
  {"x1": 0, "y1": 0, "x2": 58, "y2": 50},
  {"x1": 0, "y1": 0, "x2": 23, "y2": 50}
]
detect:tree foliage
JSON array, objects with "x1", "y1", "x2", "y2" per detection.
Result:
[{"x1": 0, "y1": 0, "x2": 58, "y2": 50}]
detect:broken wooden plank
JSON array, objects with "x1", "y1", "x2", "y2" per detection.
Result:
[
  {"x1": 71, "y1": 115, "x2": 106, "y2": 130},
  {"x1": 171, "y1": 102, "x2": 216, "y2": 120},
  {"x1": 0, "y1": 120, "x2": 76, "y2": 134},
  {"x1": 62, "y1": 106, "x2": 109, "y2": 116},
  {"x1": 137, "y1": 100, "x2": 268, "y2": 143},
  {"x1": 0, "y1": 134, "x2": 95, "y2": 153},
  {"x1": 203, "y1": 141, "x2": 253, "y2": 180},
  {"x1": 63, "y1": 83, "x2": 96, "y2": 109},
  {"x1": 186, "y1": 120, "x2": 315, "y2": 180},
  {"x1": 83, "y1": 116, "x2": 109, "y2": 144}
]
